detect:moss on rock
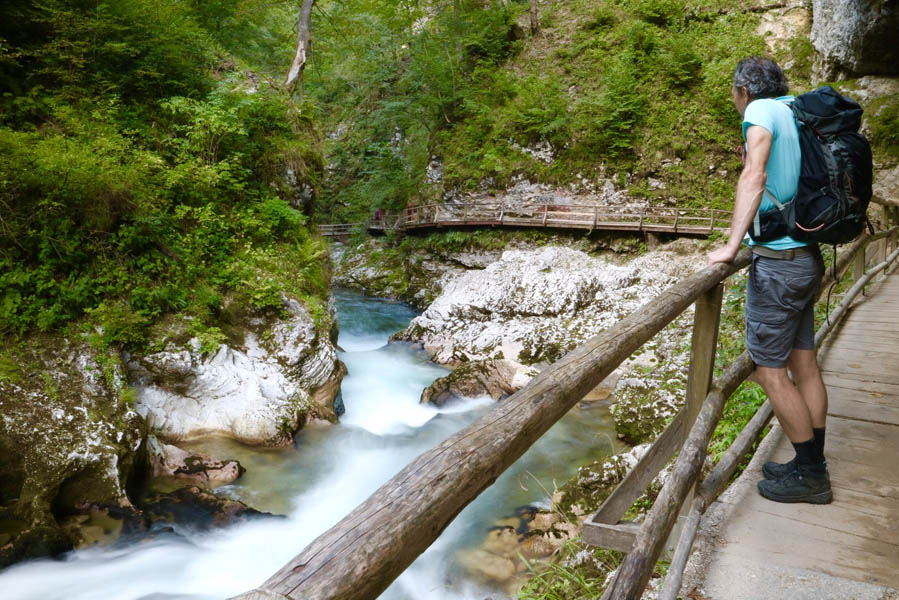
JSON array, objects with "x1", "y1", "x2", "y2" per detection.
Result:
[{"x1": 0, "y1": 336, "x2": 146, "y2": 567}]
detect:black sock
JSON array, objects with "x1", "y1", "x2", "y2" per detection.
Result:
[
  {"x1": 813, "y1": 427, "x2": 826, "y2": 463},
  {"x1": 792, "y1": 438, "x2": 817, "y2": 466}
]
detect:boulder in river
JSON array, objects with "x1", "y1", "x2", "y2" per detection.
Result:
[
  {"x1": 140, "y1": 486, "x2": 279, "y2": 530},
  {"x1": 147, "y1": 435, "x2": 245, "y2": 488},
  {"x1": 419, "y1": 359, "x2": 537, "y2": 406},
  {"x1": 127, "y1": 295, "x2": 346, "y2": 446},
  {"x1": 0, "y1": 337, "x2": 145, "y2": 567}
]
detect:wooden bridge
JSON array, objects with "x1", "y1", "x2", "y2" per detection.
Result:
[
  {"x1": 241, "y1": 200, "x2": 899, "y2": 600},
  {"x1": 318, "y1": 202, "x2": 732, "y2": 237}
]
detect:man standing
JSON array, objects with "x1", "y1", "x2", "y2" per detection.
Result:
[{"x1": 707, "y1": 57, "x2": 831, "y2": 504}]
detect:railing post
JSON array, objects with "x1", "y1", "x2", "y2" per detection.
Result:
[
  {"x1": 499, "y1": 201, "x2": 505, "y2": 225},
  {"x1": 892, "y1": 206, "x2": 899, "y2": 253},
  {"x1": 639, "y1": 207, "x2": 645, "y2": 230},
  {"x1": 854, "y1": 245, "x2": 866, "y2": 296},
  {"x1": 684, "y1": 284, "x2": 724, "y2": 437},
  {"x1": 882, "y1": 205, "x2": 890, "y2": 262},
  {"x1": 709, "y1": 209, "x2": 715, "y2": 233},
  {"x1": 542, "y1": 205, "x2": 548, "y2": 226},
  {"x1": 594, "y1": 205, "x2": 599, "y2": 229}
]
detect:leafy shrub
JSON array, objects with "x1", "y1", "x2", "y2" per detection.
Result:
[
  {"x1": 627, "y1": 0, "x2": 685, "y2": 27},
  {"x1": 574, "y1": 60, "x2": 646, "y2": 158}
]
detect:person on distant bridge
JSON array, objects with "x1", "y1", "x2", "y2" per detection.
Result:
[{"x1": 707, "y1": 57, "x2": 831, "y2": 504}]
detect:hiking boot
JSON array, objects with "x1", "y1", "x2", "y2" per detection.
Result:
[
  {"x1": 757, "y1": 463, "x2": 832, "y2": 504},
  {"x1": 763, "y1": 457, "x2": 827, "y2": 480},
  {"x1": 762, "y1": 457, "x2": 796, "y2": 480}
]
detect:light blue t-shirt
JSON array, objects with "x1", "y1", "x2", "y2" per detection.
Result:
[{"x1": 742, "y1": 95, "x2": 805, "y2": 250}]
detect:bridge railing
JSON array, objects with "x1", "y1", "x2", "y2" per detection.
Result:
[
  {"x1": 395, "y1": 202, "x2": 730, "y2": 234},
  {"x1": 238, "y1": 205, "x2": 898, "y2": 600},
  {"x1": 317, "y1": 223, "x2": 358, "y2": 236}
]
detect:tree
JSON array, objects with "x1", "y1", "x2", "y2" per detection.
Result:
[{"x1": 285, "y1": 0, "x2": 315, "y2": 99}]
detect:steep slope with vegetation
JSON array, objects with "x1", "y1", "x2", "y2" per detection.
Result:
[
  {"x1": 0, "y1": 0, "x2": 334, "y2": 565},
  {"x1": 0, "y1": 0, "x2": 327, "y2": 347},
  {"x1": 308, "y1": 0, "x2": 819, "y2": 223}
]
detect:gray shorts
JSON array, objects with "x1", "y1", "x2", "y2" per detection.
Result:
[{"x1": 745, "y1": 251, "x2": 824, "y2": 368}]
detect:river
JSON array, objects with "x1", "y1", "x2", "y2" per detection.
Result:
[{"x1": 0, "y1": 289, "x2": 620, "y2": 600}]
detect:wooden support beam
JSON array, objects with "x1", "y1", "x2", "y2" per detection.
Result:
[
  {"x1": 590, "y1": 411, "x2": 686, "y2": 527},
  {"x1": 657, "y1": 495, "x2": 704, "y2": 600},
  {"x1": 684, "y1": 285, "x2": 723, "y2": 440},
  {"x1": 581, "y1": 521, "x2": 641, "y2": 553},
  {"x1": 855, "y1": 247, "x2": 866, "y2": 296},
  {"x1": 231, "y1": 252, "x2": 751, "y2": 600}
]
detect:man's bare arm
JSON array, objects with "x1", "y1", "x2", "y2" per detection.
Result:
[{"x1": 707, "y1": 125, "x2": 773, "y2": 264}]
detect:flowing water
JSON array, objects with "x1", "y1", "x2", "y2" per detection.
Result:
[{"x1": 1, "y1": 289, "x2": 620, "y2": 600}]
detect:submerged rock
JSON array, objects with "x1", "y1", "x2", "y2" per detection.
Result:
[
  {"x1": 140, "y1": 486, "x2": 278, "y2": 530},
  {"x1": 0, "y1": 338, "x2": 146, "y2": 567},
  {"x1": 128, "y1": 296, "x2": 345, "y2": 446},
  {"x1": 419, "y1": 359, "x2": 537, "y2": 406},
  {"x1": 147, "y1": 436, "x2": 244, "y2": 488}
]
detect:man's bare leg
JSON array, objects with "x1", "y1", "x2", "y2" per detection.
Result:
[
  {"x1": 787, "y1": 348, "x2": 827, "y2": 429},
  {"x1": 754, "y1": 365, "x2": 814, "y2": 443}
]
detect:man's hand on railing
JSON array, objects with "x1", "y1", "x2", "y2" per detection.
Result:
[{"x1": 706, "y1": 244, "x2": 740, "y2": 266}]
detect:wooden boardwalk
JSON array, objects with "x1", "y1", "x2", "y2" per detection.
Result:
[
  {"x1": 319, "y1": 203, "x2": 731, "y2": 237},
  {"x1": 685, "y1": 269, "x2": 899, "y2": 599}
]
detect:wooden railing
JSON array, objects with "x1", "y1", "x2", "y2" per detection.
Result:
[
  {"x1": 317, "y1": 223, "x2": 356, "y2": 237},
  {"x1": 397, "y1": 202, "x2": 730, "y2": 235},
  {"x1": 237, "y1": 206, "x2": 899, "y2": 600}
]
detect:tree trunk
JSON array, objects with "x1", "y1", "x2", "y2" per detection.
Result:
[
  {"x1": 285, "y1": 0, "x2": 315, "y2": 100},
  {"x1": 529, "y1": 0, "x2": 539, "y2": 35}
]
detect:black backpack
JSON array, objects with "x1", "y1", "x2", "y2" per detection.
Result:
[{"x1": 748, "y1": 86, "x2": 873, "y2": 245}]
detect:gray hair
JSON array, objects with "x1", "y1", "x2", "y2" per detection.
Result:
[{"x1": 733, "y1": 57, "x2": 788, "y2": 99}]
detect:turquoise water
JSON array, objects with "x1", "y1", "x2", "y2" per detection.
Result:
[{"x1": 0, "y1": 289, "x2": 619, "y2": 600}]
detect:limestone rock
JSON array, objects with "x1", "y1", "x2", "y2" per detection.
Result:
[
  {"x1": 147, "y1": 436, "x2": 244, "y2": 488},
  {"x1": 395, "y1": 244, "x2": 700, "y2": 367},
  {"x1": 419, "y1": 359, "x2": 537, "y2": 406},
  {"x1": 812, "y1": 0, "x2": 899, "y2": 78},
  {"x1": 0, "y1": 338, "x2": 145, "y2": 567},
  {"x1": 128, "y1": 296, "x2": 345, "y2": 446}
]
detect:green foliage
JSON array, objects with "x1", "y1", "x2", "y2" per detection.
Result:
[
  {"x1": 627, "y1": 0, "x2": 685, "y2": 27},
  {"x1": 708, "y1": 381, "x2": 767, "y2": 465},
  {"x1": 517, "y1": 541, "x2": 621, "y2": 600},
  {"x1": 307, "y1": 0, "x2": 772, "y2": 221},
  {"x1": 0, "y1": 0, "x2": 329, "y2": 347},
  {"x1": 869, "y1": 100, "x2": 899, "y2": 158},
  {"x1": 575, "y1": 58, "x2": 646, "y2": 158}
]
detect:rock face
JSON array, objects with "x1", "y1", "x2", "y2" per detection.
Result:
[
  {"x1": 0, "y1": 339, "x2": 145, "y2": 567},
  {"x1": 128, "y1": 297, "x2": 345, "y2": 446},
  {"x1": 812, "y1": 0, "x2": 899, "y2": 78},
  {"x1": 147, "y1": 436, "x2": 244, "y2": 488},
  {"x1": 395, "y1": 243, "x2": 700, "y2": 367},
  {"x1": 419, "y1": 359, "x2": 537, "y2": 406},
  {"x1": 333, "y1": 239, "x2": 496, "y2": 308}
]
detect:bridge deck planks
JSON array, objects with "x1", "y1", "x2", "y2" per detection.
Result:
[{"x1": 693, "y1": 271, "x2": 899, "y2": 596}]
